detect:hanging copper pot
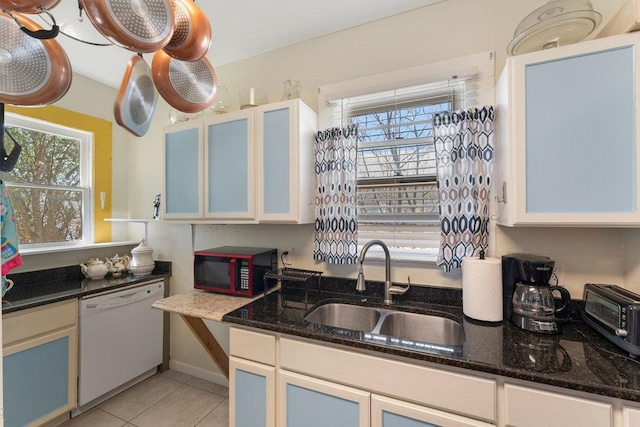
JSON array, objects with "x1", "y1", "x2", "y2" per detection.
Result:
[
  {"x1": 0, "y1": 11, "x2": 72, "y2": 106},
  {"x1": 162, "y1": 0, "x2": 211, "y2": 61},
  {"x1": 151, "y1": 50, "x2": 217, "y2": 113},
  {"x1": 0, "y1": 0, "x2": 61, "y2": 14},
  {"x1": 81, "y1": 0, "x2": 175, "y2": 53},
  {"x1": 114, "y1": 55, "x2": 158, "y2": 137}
]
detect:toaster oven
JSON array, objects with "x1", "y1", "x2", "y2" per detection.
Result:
[{"x1": 582, "y1": 283, "x2": 640, "y2": 358}]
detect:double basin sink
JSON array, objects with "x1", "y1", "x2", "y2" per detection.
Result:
[{"x1": 304, "y1": 302, "x2": 465, "y2": 348}]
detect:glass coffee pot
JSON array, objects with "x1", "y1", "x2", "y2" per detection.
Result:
[{"x1": 510, "y1": 256, "x2": 571, "y2": 334}]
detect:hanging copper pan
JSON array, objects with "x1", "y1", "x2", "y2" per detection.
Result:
[
  {"x1": 162, "y1": 0, "x2": 211, "y2": 61},
  {"x1": 81, "y1": 0, "x2": 175, "y2": 53},
  {"x1": 0, "y1": 0, "x2": 61, "y2": 14},
  {"x1": 114, "y1": 55, "x2": 158, "y2": 137},
  {"x1": 0, "y1": 11, "x2": 72, "y2": 106},
  {"x1": 151, "y1": 50, "x2": 217, "y2": 113}
]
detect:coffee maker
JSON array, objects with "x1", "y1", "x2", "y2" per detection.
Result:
[{"x1": 502, "y1": 253, "x2": 571, "y2": 334}]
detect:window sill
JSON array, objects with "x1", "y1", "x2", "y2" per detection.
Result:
[{"x1": 20, "y1": 241, "x2": 141, "y2": 255}]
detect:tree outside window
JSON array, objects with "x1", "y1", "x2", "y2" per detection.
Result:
[{"x1": 3, "y1": 117, "x2": 91, "y2": 246}]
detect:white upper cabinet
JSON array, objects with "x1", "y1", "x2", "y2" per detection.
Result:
[
  {"x1": 495, "y1": 32, "x2": 640, "y2": 226},
  {"x1": 161, "y1": 98, "x2": 318, "y2": 223},
  {"x1": 256, "y1": 99, "x2": 317, "y2": 223}
]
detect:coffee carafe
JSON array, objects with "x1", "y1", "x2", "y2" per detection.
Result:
[{"x1": 502, "y1": 254, "x2": 571, "y2": 334}]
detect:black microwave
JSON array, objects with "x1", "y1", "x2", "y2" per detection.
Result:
[{"x1": 194, "y1": 246, "x2": 277, "y2": 296}]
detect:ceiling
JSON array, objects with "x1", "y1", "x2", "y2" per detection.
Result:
[{"x1": 38, "y1": 0, "x2": 446, "y2": 89}]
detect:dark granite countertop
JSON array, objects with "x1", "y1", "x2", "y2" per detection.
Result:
[
  {"x1": 222, "y1": 278, "x2": 640, "y2": 403},
  {"x1": 3, "y1": 262, "x2": 171, "y2": 314}
]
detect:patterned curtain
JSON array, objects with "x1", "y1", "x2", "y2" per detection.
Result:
[
  {"x1": 433, "y1": 106, "x2": 494, "y2": 272},
  {"x1": 314, "y1": 125, "x2": 358, "y2": 264}
]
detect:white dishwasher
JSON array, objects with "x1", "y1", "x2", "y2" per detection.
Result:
[{"x1": 77, "y1": 279, "x2": 164, "y2": 410}]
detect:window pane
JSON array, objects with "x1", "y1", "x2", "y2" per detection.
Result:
[
  {"x1": 9, "y1": 187, "x2": 84, "y2": 244},
  {"x1": 358, "y1": 143, "x2": 436, "y2": 179},
  {"x1": 6, "y1": 125, "x2": 81, "y2": 186},
  {"x1": 357, "y1": 182, "x2": 439, "y2": 224},
  {"x1": 351, "y1": 99, "x2": 451, "y2": 257},
  {"x1": 354, "y1": 102, "x2": 449, "y2": 143}
]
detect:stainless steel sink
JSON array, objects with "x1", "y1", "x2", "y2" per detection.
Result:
[
  {"x1": 304, "y1": 302, "x2": 465, "y2": 348},
  {"x1": 304, "y1": 303, "x2": 381, "y2": 332},
  {"x1": 378, "y1": 312, "x2": 465, "y2": 346}
]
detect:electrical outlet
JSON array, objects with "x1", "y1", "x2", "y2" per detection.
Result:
[{"x1": 281, "y1": 248, "x2": 293, "y2": 266}]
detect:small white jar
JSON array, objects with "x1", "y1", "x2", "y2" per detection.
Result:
[{"x1": 129, "y1": 240, "x2": 155, "y2": 276}]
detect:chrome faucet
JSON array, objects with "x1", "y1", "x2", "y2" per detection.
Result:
[{"x1": 356, "y1": 240, "x2": 410, "y2": 304}]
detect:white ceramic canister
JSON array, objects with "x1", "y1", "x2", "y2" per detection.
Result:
[{"x1": 129, "y1": 239, "x2": 155, "y2": 276}]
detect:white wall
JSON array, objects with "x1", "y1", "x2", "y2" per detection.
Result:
[{"x1": 13, "y1": 0, "x2": 628, "y2": 382}]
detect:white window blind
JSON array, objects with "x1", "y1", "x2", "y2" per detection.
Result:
[{"x1": 327, "y1": 75, "x2": 480, "y2": 261}]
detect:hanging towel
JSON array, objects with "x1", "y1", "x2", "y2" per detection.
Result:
[{"x1": 1, "y1": 180, "x2": 22, "y2": 295}]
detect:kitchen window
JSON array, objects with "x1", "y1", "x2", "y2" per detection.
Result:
[
  {"x1": 318, "y1": 52, "x2": 494, "y2": 262},
  {"x1": 2, "y1": 113, "x2": 93, "y2": 247}
]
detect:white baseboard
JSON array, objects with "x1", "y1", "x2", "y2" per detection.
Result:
[{"x1": 169, "y1": 359, "x2": 229, "y2": 387}]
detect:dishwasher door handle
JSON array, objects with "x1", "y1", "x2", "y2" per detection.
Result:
[{"x1": 87, "y1": 289, "x2": 160, "y2": 310}]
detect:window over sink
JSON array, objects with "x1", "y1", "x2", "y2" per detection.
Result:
[{"x1": 318, "y1": 52, "x2": 495, "y2": 262}]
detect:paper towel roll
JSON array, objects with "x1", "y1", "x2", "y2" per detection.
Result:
[{"x1": 462, "y1": 256, "x2": 503, "y2": 322}]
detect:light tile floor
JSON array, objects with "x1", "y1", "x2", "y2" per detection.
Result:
[{"x1": 60, "y1": 370, "x2": 229, "y2": 427}]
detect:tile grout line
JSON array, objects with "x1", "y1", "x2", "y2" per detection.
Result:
[
  {"x1": 193, "y1": 398, "x2": 229, "y2": 427},
  {"x1": 128, "y1": 382, "x2": 192, "y2": 424}
]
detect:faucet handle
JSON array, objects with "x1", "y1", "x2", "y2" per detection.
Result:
[{"x1": 388, "y1": 283, "x2": 410, "y2": 296}]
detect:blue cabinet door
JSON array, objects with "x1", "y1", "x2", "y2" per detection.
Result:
[
  {"x1": 164, "y1": 123, "x2": 202, "y2": 217},
  {"x1": 235, "y1": 369, "x2": 268, "y2": 427},
  {"x1": 381, "y1": 411, "x2": 439, "y2": 427},
  {"x1": 280, "y1": 370, "x2": 369, "y2": 427},
  {"x1": 372, "y1": 394, "x2": 492, "y2": 427},
  {"x1": 205, "y1": 111, "x2": 254, "y2": 219},
  {"x1": 4, "y1": 337, "x2": 70, "y2": 427},
  {"x1": 525, "y1": 45, "x2": 636, "y2": 215},
  {"x1": 286, "y1": 384, "x2": 363, "y2": 427},
  {"x1": 231, "y1": 357, "x2": 275, "y2": 427},
  {"x1": 261, "y1": 107, "x2": 291, "y2": 215}
]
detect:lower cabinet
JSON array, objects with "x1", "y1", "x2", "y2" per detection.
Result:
[
  {"x1": 229, "y1": 327, "x2": 640, "y2": 427},
  {"x1": 276, "y1": 370, "x2": 493, "y2": 427},
  {"x1": 503, "y1": 384, "x2": 612, "y2": 427},
  {"x1": 279, "y1": 370, "x2": 370, "y2": 427},
  {"x1": 2, "y1": 299, "x2": 78, "y2": 427},
  {"x1": 229, "y1": 327, "x2": 494, "y2": 427},
  {"x1": 623, "y1": 406, "x2": 640, "y2": 427},
  {"x1": 229, "y1": 356, "x2": 275, "y2": 427},
  {"x1": 371, "y1": 395, "x2": 492, "y2": 427}
]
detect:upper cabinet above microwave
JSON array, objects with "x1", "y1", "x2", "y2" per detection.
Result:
[
  {"x1": 494, "y1": 32, "x2": 640, "y2": 227},
  {"x1": 162, "y1": 98, "x2": 318, "y2": 224}
]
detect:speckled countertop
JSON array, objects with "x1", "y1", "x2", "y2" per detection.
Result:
[
  {"x1": 152, "y1": 288, "x2": 277, "y2": 322},
  {"x1": 216, "y1": 279, "x2": 640, "y2": 403},
  {"x1": 3, "y1": 263, "x2": 171, "y2": 314}
]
